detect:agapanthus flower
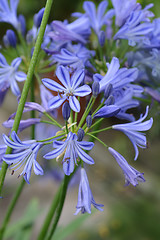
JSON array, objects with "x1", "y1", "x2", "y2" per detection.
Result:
[
  {"x1": 93, "y1": 57, "x2": 138, "y2": 92},
  {"x1": 42, "y1": 65, "x2": 91, "y2": 112},
  {"x1": 50, "y1": 43, "x2": 95, "y2": 70},
  {"x1": 44, "y1": 132, "x2": 94, "y2": 176},
  {"x1": 48, "y1": 16, "x2": 91, "y2": 44},
  {"x1": 114, "y1": 4, "x2": 154, "y2": 46},
  {"x1": 108, "y1": 147, "x2": 145, "y2": 186},
  {"x1": 112, "y1": 106, "x2": 153, "y2": 160},
  {"x1": 2, "y1": 131, "x2": 43, "y2": 184},
  {"x1": 93, "y1": 105, "x2": 120, "y2": 119},
  {"x1": 75, "y1": 168, "x2": 104, "y2": 214},
  {"x1": 82, "y1": 1, "x2": 114, "y2": 39},
  {"x1": 0, "y1": 0, "x2": 20, "y2": 29},
  {"x1": 0, "y1": 54, "x2": 26, "y2": 98},
  {"x1": 111, "y1": 0, "x2": 140, "y2": 27}
]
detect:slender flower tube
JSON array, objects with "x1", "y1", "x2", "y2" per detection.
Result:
[
  {"x1": 75, "y1": 168, "x2": 104, "y2": 214},
  {"x1": 112, "y1": 106, "x2": 153, "y2": 160},
  {"x1": 2, "y1": 132, "x2": 43, "y2": 184},
  {"x1": 108, "y1": 147, "x2": 145, "y2": 186},
  {"x1": 44, "y1": 132, "x2": 94, "y2": 176}
]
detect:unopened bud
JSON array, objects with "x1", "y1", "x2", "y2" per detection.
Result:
[
  {"x1": 6, "y1": 30, "x2": 17, "y2": 48},
  {"x1": 18, "y1": 14, "x2": 26, "y2": 36},
  {"x1": 92, "y1": 81, "x2": 100, "y2": 98},
  {"x1": 104, "y1": 84, "x2": 113, "y2": 99},
  {"x1": 62, "y1": 102, "x2": 71, "y2": 121},
  {"x1": 86, "y1": 115, "x2": 92, "y2": 128},
  {"x1": 105, "y1": 95, "x2": 115, "y2": 105},
  {"x1": 77, "y1": 128, "x2": 85, "y2": 141},
  {"x1": 99, "y1": 30, "x2": 105, "y2": 47},
  {"x1": 34, "y1": 8, "x2": 45, "y2": 28}
]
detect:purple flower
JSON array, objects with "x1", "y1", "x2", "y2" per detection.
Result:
[
  {"x1": 93, "y1": 105, "x2": 120, "y2": 118},
  {"x1": 93, "y1": 57, "x2": 138, "y2": 92},
  {"x1": 108, "y1": 147, "x2": 145, "y2": 186},
  {"x1": 0, "y1": 0, "x2": 20, "y2": 29},
  {"x1": 112, "y1": 106, "x2": 153, "y2": 160},
  {"x1": 111, "y1": 0, "x2": 140, "y2": 27},
  {"x1": 44, "y1": 132, "x2": 94, "y2": 176},
  {"x1": 42, "y1": 65, "x2": 91, "y2": 112},
  {"x1": 50, "y1": 43, "x2": 95, "y2": 70},
  {"x1": 83, "y1": 1, "x2": 114, "y2": 38},
  {"x1": 2, "y1": 131, "x2": 43, "y2": 184},
  {"x1": 75, "y1": 168, "x2": 104, "y2": 214},
  {"x1": 48, "y1": 16, "x2": 91, "y2": 44},
  {"x1": 0, "y1": 54, "x2": 26, "y2": 97},
  {"x1": 114, "y1": 4, "x2": 154, "y2": 46}
]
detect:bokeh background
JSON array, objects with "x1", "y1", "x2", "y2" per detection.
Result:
[{"x1": 0, "y1": 0, "x2": 160, "y2": 239}]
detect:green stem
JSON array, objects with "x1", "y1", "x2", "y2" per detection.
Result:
[
  {"x1": 47, "y1": 175, "x2": 70, "y2": 240},
  {"x1": 37, "y1": 132, "x2": 66, "y2": 142},
  {"x1": 39, "y1": 64, "x2": 56, "y2": 73},
  {"x1": 78, "y1": 96, "x2": 95, "y2": 129},
  {"x1": 0, "y1": 0, "x2": 54, "y2": 195},
  {"x1": 70, "y1": 110, "x2": 74, "y2": 132},
  {"x1": 0, "y1": 179, "x2": 25, "y2": 240},
  {"x1": 44, "y1": 112, "x2": 63, "y2": 129},
  {"x1": 74, "y1": 96, "x2": 80, "y2": 125},
  {"x1": 87, "y1": 133, "x2": 109, "y2": 149},
  {"x1": 37, "y1": 183, "x2": 63, "y2": 240},
  {"x1": 89, "y1": 126, "x2": 112, "y2": 135},
  {"x1": 89, "y1": 118, "x2": 104, "y2": 130},
  {"x1": 65, "y1": 121, "x2": 69, "y2": 134}
]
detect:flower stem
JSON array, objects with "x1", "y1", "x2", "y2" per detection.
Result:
[
  {"x1": 44, "y1": 112, "x2": 63, "y2": 128},
  {"x1": 87, "y1": 133, "x2": 109, "y2": 149},
  {"x1": 37, "y1": 132, "x2": 66, "y2": 142},
  {"x1": 0, "y1": 0, "x2": 54, "y2": 195},
  {"x1": 46, "y1": 175, "x2": 70, "y2": 240},
  {"x1": 89, "y1": 126, "x2": 112, "y2": 135},
  {"x1": 0, "y1": 179, "x2": 25, "y2": 240}
]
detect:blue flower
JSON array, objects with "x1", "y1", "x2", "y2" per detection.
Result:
[
  {"x1": 111, "y1": 0, "x2": 140, "y2": 27},
  {"x1": 0, "y1": 54, "x2": 26, "y2": 97},
  {"x1": 75, "y1": 168, "x2": 104, "y2": 214},
  {"x1": 114, "y1": 4, "x2": 154, "y2": 46},
  {"x1": 112, "y1": 106, "x2": 153, "y2": 160},
  {"x1": 44, "y1": 132, "x2": 94, "y2": 176},
  {"x1": 93, "y1": 57, "x2": 138, "y2": 92},
  {"x1": 83, "y1": 1, "x2": 114, "y2": 38},
  {"x1": 2, "y1": 131, "x2": 43, "y2": 184},
  {"x1": 108, "y1": 147, "x2": 145, "y2": 186},
  {"x1": 50, "y1": 43, "x2": 95, "y2": 70},
  {"x1": 42, "y1": 65, "x2": 91, "y2": 112},
  {"x1": 93, "y1": 105, "x2": 120, "y2": 119},
  {"x1": 0, "y1": 0, "x2": 20, "y2": 29}
]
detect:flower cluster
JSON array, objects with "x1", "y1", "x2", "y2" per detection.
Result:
[{"x1": 0, "y1": 0, "x2": 157, "y2": 215}]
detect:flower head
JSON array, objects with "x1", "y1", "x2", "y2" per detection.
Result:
[
  {"x1": 0, "y1": 54, "x2": 26, "y2": 97},
  {"x1": 42, "y1": 65, "x2": 91, "y2": 112},
  {"x1": 2, "y1": 131, "x2": 43, "y2": 184},
  {"x1": 44, "y1": 132, "x2": 94, "y2": 176},
  {"x1": 112, "y1": 106, "x2": 153, "y2": 160},
  {"x1": 75, "y1": 168, "x2": 104, "y2": 214},
  {"x1": 108, "y1": 147, "x2": 145, "y2": 186}
]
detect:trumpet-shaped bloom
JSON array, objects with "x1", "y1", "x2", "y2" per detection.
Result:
[
  {"x1": 112, "y1": 106, "x2": 153, "y2": 160},
  {"x1": 44, "y1": 132, "x2": 94, "y2": 176},
  {"x1": 114, "y1": 4, "x2": 154, "y2": 46},
  {"x1": 93, "y1": 57, "x2": 138, "y2": 92},
  {"x1": 0, "y1": 0, "x2": 19, "y2": 29},
  {"x1": 2, "y1": 131, "x2": 43, "y2": 184},
  {"x1": 75, "y1": 168, "x2": 104, "y2": 214},
  {"x1": 42, "y1": 65, "x2": 91, "y2": 112},
  {"x1": 108, "y1": 147, "x2": 145, "y2": 186},
  {"x1": 0, "y1": 54, "x2": 26, "y2": 97}
]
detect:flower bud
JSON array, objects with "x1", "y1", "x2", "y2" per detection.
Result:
[
  {"x1": 6, "y1": 30, "x2": 17, "y2": 48},
  {"x1": 92, "y1": 81, "x2": 100, "y2": 98},
  {"x1": 3, "y1": 35, "x2": 9, "y2": 48},
  {"x1": 18, "y1": 15, "x2": 26, "y2": 36},
  {"x1": 99, "y1": 30, "x2": 105, "y2": 47},
  {"x1": 62, "y1": 102, "x2": 71, "y2": 121},
  {"x1": 77, "y1": 128, "x2": 85, "y2": 141},
  {"x1": 104, "y1": 84, "x2": 113, "y2": 99},
  {"x1": 86, "y1": 115, "x2": 92, "y2": 128},
  {"x1": 105, "y1": 95, "x2": 115, "y2": 105},
  {"x1": 34, "y1": 8, "x2": 45, "y2": 28}
]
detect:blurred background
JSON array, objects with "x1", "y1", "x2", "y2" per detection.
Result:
[{"x1": 0, "y1": 0, "x2": 160, "y2": 239}]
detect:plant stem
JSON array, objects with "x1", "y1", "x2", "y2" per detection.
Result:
[
  {"x1": 44, "y1": 112, "x2": 63, "y2": 129},
  {"x1": 46, "y1": 175, "x2": 70, "y2": 240},
  {"x1": 0, "y1": 179, "x2": 25, "y2": 240},
  {"x1": 37, "y1": 132, "x2": 66, "y2": 142},
  {"x1": 0, "y1": 0, "x2": 54, "y2": 195},
  {"x1": 89, "y1": 126, "x2": 112, "y2": 135},
  {"x1": 87, "y1": 133, "x2": 109, "y2": 149}
]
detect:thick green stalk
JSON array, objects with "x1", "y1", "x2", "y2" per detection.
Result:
[
  {"x1": 37, "y1": 183, "x2": 63, "y2": 240},
  {"x1": 0, "y1": 179, "x2": 25, "y2": 240},
  {"x1": 0, "y1": 0, "x2": 54, "y2": 195},
  {"x1": 46, "y1": 175, "x2": 70, "y2": 240}
]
